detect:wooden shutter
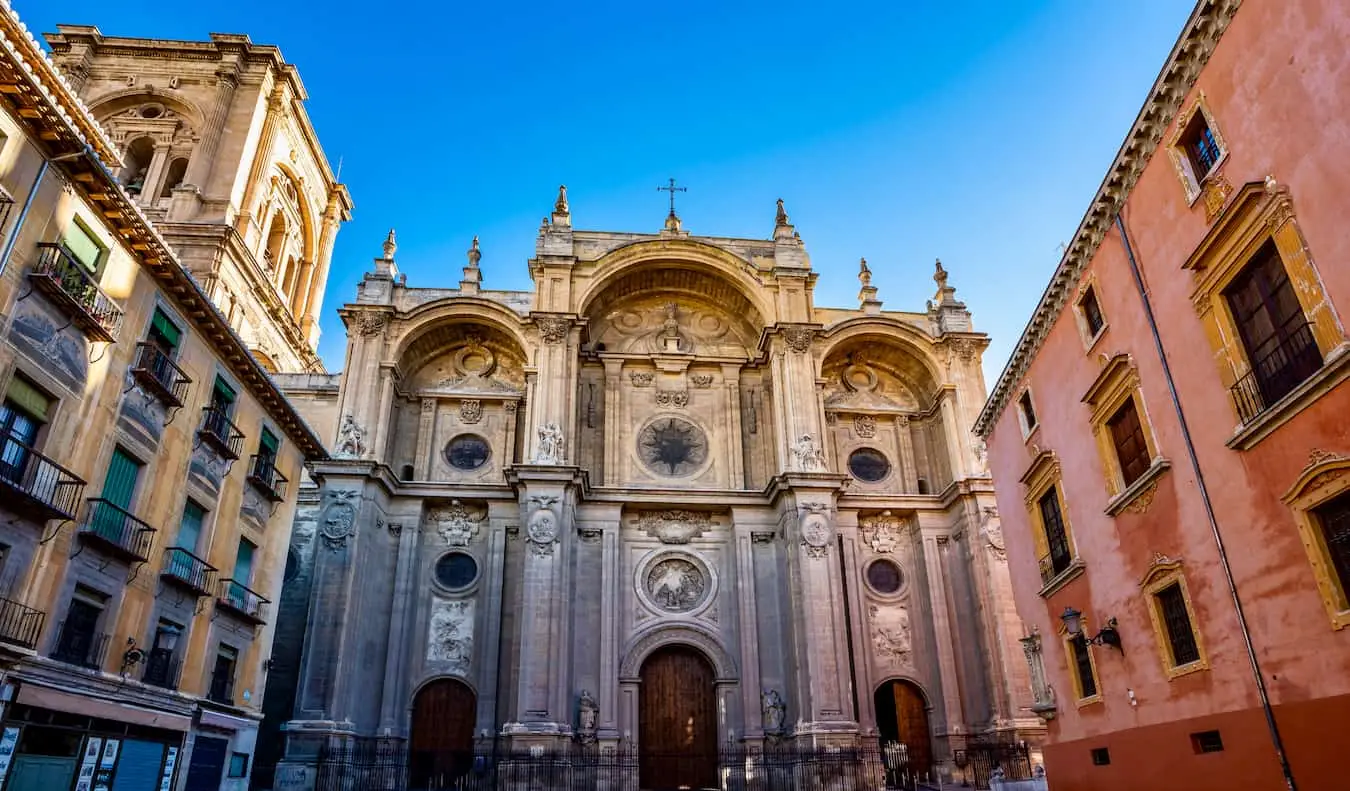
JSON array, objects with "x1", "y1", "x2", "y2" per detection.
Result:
[
  {"x1": 178, "y1": 501, "x2": 205, "y2": 553},
  {"x1": 62, "y1": 220, "x2": 103, "y2": 271},
  {"x1": 101, "y1": 448, "x2": 142, "y2": 510},
  {"x1": 151, "y1": 309, "x2": 182, "y2": 350}
]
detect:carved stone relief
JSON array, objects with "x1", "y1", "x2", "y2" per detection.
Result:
[
  {"x1": 427, "y1": 598, "x2": 474, "y2": 676},
  {"x1": 458, "y1": 399, "x2": 483, "y2": 424},
  {"x1": 335, "y1": 413, "x2": 366, "y2": 459},
  {"x1": 791, "y1": 434, "x2": 828, "y2": 472},
  {"x1": 859, "y1": 510, "x2": 902, "y2": 554},
  {"x1": 537, "y1": 316, "x2": 570, "y2": 344},
  {"x1": 689, "y1": 374, "x2": 713, "y2": 388},
  {"x1": 853, "y1": 415, "x2": 877, "y2": 438},
  {"x1": 527, "y1": 495, "x2": 561, "y2": 555},
  {"x1": 655, "y1": 390, "x2": 690, "y2": 408},
  {"x1": 319, "y1": 490, "x2": 360, "y2": 551},
  {"x1": 869, "y1": 603, "x2": 913, "y2": 665},
  {"x1": 799, "y1": 502, "x2": 834, "y2": 559},
  {"x1": 630, "y1": 371, "x2": 655, "y2": 387},
  {"x1": 633, "y1": 510, "x2": 716, "y2": 544},
  {"x1": 535, "y1": 423, "x2": 565, "y2": 464},
  {"x1": 645, "y1": 556, "x2": 708, "y2": 613},
  {"x1": 427, "y1": 499, "x2": 486, "y2": 547}
]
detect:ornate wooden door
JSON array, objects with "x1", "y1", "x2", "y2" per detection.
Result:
[
  {"x1": 639, "y1": 646, "x2": 718, "y2": 790},
  {"x1": 409, "y1": 679, "x2": 476, "y2": 789},
  {"x1": 892, "y1": 681, "x2": 932, "y2": 781}
]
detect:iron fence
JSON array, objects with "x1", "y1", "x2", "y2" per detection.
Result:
[
  {"x1": 954, "y1": 740, "x2": 1033, "y2": 790},
  {"x1": 284, "y1": 740, "x2": 899, "y2": 791}
]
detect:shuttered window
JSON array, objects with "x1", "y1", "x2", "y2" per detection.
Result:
[
  {"x1": 178, "y1": 500, "x2": 205, "y2": 553},
  {"x1": 62, "y1": 219, "x2": 104, "y2": 271},
  {"x1": 149, "y1": 308, "x2": 182, "y2": 353},
  {"x1": 101, "y1": 448, "x2": 142, "y2": 511}
]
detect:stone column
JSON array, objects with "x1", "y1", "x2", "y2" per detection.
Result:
[
  {"x1": 524, "y1": 315, "x2": 577, "y2": 462},
  {"x1": 722, "y1": 365, "x2": 745, "y2": 487},
  {"x1": 895, "y1": 416, "x2": 919, "y2": 493},
  {"x1": 369, "y1": 363, "x2": 397, "y2": 463},
  {"x1": 236, "y1": 84, "x2": 287, "y2": 241},
  {"x1": 770, "y1": 327, "x2": 825, "y2": 471},
  {"x1": 378, "y1": 518, "x2": 418, "y2": 733},
  {"x1": 602, "y1": 359, "x2": 623, "y2": 485},
  {"x1": 477, "y1": 519, "x2": 511, "y2": 737},
  {"x1": 839, "y1": 526, "x2": 878, "y2": 734},
  {"x1": 922, "y1": 534, "x2": 966, "y2": 737},
  {"x1": 301, "y1": 196, "x2": 344, "y2": 339},
  {"x1": 415, "y1": 398, "x2": 437, "y2": 479},
  {"x1": 734, "y1": 524, "x2": 764, "y2": 742},
  {"x1": 139, "y1": 142, "x2": 171, "y2": 206},
  {"x1": 183, "y1": 67, "x2": 239, "y2": 194},
  {"x1": 597, "y1": 521, "x2": 620, "y2": 741}
]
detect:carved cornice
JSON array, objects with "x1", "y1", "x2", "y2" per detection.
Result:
[{"x1": 974, "y1": 0, "x2": 1243, "y2": 437}]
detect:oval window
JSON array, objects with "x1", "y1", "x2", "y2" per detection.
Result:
[
  {"x1": 445, "y1": 435, "x2": 491, "y2": 470},
  {"x1": 435, "y1": 552, "x2": 479, "y2": 590},
  {"x1": 866, "y1": 559, "x2": 904, "y2": 594},
  {"x1": 848, "y1": 448, "x2": 891, "y2": 482}
]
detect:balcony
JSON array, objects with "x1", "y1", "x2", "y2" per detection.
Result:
[
  {"x1": 142, "y1": 648, "x2": 181, "y2": 690},
  {"x1": 29, "y1": 243, "x2": 124, "y2": 342},
  {"x1": 77, "y1": 499, "x2": 157, "y2": 563},
  {"x1": 50, "y1": 621, "x2": 110, "y2": 670},
  {"x1": 198, "y1": 406, "x2": 244, "y2": 460},
  {"x1": 0, "y1": 429, "x2": 86, "y2": 522},
  {"x1": 130, "y1": 342, "x2": 192, "y2": 408},
  {"x1": 0, "y1": 597, "x2": 45, "y2": 651},
  {"x1": 216, "y1": 578, "x2": 269, "y2": 625},
  {"x1": 247, "y1": 454, "x2": 287, "y2": 503},
  {"x1": 160, "y1": 547, "x2": 217, "y2": 597},
  {"x1": 207, "y1": 670, "x2": 235, "y2": 705},
  {"x1": 1230, "y1": 321, "x2": 1324, "y2": 424}
]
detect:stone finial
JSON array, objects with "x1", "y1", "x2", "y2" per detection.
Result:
[
  {"x1": 663, "y1": 210, "x2": 683, "y2": 234},
  {"x1": 551, "y1": 184, "x2": 572, "y2": 229},
  {"x1": 461, "y1": 236, "x2": 482, "y2": 293},
  {"x1": 859, "y1": 257, "x2": 872, "y2": 287},
  {"x1": 858, "y1": 257, "x2": 881, "y2": 313},
  {"x1": 555, "y1": 185, "x2": 569, "y2": 214},
  {"x1": 933, "y1": 258, "x2": 948, "y2": 290},
  {"x1": 775, "y1": 198, "x2": 789, "y2": 227},
  {"x1": 467, "y1": 236, "x2": 481, "y2": 267},
  {"x1": 382, "y1": 229, "x2": 397, "y2": 260},
  {"x1": 773, "y1": 198, "x2": 797, "y2": 242}
]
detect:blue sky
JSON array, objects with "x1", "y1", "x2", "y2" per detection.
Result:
[{"x1": 23, "y1": 1, "x2": 1193, "y2": 385}]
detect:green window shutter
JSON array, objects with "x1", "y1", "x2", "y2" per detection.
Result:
[
  {"x1": 62, "y1": 220, "x2": 103, "y2": 271},
  {"x1": 4, "y1": 375, "x2": 52, "y2": 421},
  {"x1": 102, "y1": 447, "x2": 142, "y2": 510},
  {"x1": 151, "y1": 308, "x2": 182, "y2": 350},
  {"x1": 178, "y1": 500, "x2": 205, "y2": 553},
  {"x1": 212, "y1": 376, "x2": 237, "y2": 408},
  {"x1": 233, "y1": 540, "x2": 255, "y2": 584},
  {"x1": 259, "y1": 428, "x2": 279, "y2": 456}
]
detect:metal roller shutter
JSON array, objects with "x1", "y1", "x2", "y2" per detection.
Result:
[{"x1": 111, "y1": 740, "x2": 165, "y2": 791}]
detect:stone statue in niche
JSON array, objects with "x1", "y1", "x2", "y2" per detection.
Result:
[
  {"x1": 535, "y1": 422, "x2": 565, "y2": 464},
  {"x1": 762, "y1": 689, "x2": 786, "y2": 739},
  {"x1": 791, "y1": 434, "x2": 827, "y2": 472},
  {"x1": 335, "y1": 414, "x2": 366, "y2": 459},
  {"x1": 577, "y1": 690, "x2": 599, "y2": 743},
  {"x1": 971, "y1": 438, "x2": 989, "y2": 475}
]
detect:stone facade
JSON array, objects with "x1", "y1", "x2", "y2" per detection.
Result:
[
  {"x1": 44, "y1": 25, "x2": 353, "y2": 373},
  {"x1": 270, "y1": 194, "x2": 1041, "y2": 782}
]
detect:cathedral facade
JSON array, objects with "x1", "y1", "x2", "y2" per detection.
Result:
[{"x1": 268, "y1": 193, "x2": 1040, "y2": 787}]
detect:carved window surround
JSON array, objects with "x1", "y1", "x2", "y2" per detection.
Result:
[
  {"x1": 1139, "y1": 555, "x2": 1210, "y2": 680},
  {"x1": 1059, "y1": 626, "x2": 1103, "y2": 708},
  {"x1": 1167, "y1": 91, "x2": 1229, "y2": 206},
  {"x1": 1081, "y1": 354, "x2": 1169, "y2": 514},
  {"x1": 1021, "y1": 450, "x2": 1083, "y2": 598},
  {"x1": 1072, "y1": 273, "x2": 1108, "y2": 353},
  {"x1": 1281, "y1": 452, "x2": 1350, "y2": 630},
  {"x1": 1182, "y1": 181, "x2": 1348, "y2": 449}
]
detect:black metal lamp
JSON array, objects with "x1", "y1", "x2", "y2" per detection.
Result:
[
  {"x1": 120, "y1": 637, "x2": 146, "y2": 675},
  {"x1": 1060, "y1": 606, "x2": 1123, "y2": 653}
]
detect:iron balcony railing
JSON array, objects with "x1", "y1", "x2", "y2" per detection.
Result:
[
  {"x1": 161, "y1": 547, "x2": 217, "y2": 597},
  {"x1": 1230, "y1": 321, "x2": 1324, "y2": 423},
  {"x1": 30, "y1": 243, "x2": 124, "y2": 342},
  {"x1": 0, "y1": 428, "x2": 86, "y2": 522},
  {"x1": 198, "y1": 405, "x2": 244, "y2": 459},
  {"x1": 217, "y1": 578, "x2": 269, "y2": 624},
  {"x1": 130, "y1": 342, "x2": 192, "y2": 408},
  {"x1": 78, "y1": 499, "x2": 157, "y2": 563},
  {"x1": 208, "y1": 670, "x2": 235, "y2": 705},
  {"x1": 0, "y1": 596, "x2": 45, "y2": 651},
  {"x1": 50, "y1": 621, "x2": 110, "y2": 670},
  {"x1": 247, "y1": 454, "x2": 287, "y2": 502},
  {"x1": 142, "y1": 648, "x2": 181, "y2": 690}
]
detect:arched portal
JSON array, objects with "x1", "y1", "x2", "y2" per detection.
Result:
[
  {"x1": 408, "y1": 678, "x2": 476, "y2": 790},
  {"x1": 639, "y1": 645, "x2": 717, "y2": 791},
  {"x1": 874, "y1": 679, "x2": 933, "y2": 784}
]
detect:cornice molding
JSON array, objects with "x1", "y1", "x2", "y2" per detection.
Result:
[{"x1": 975, "y1": 0, "x2": 1243, "y2": 438}]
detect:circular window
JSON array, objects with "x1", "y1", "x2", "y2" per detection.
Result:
[
  {"x1": 637, "y1": 417, "x2": 709, "y2": 477},
  {"x1": 445, "y1": 435, "x2": 491, "y2": 470},
  {"x1": 848, "y1": 448, "x2": 891, "y2": 482},
  {"x1": 139, "y1": 104, "x2": 164, "y2": 119},
  {"x1": 435, "y1": 552, "x2": 479, "y2": 590},
  {"x1": 866, "y1": 559, "x2": 904, "y2": 594}
]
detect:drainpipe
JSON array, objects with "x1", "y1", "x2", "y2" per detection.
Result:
[
  {"x1": 1114, "y1": 210, "x2": 1297, "y2": 791},
  {"x1": 0, "y1": 146, "x2": 90, "y2": 276}
]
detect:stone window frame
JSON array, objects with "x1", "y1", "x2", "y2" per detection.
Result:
[
  {"x1": 1021, "y1": 450, "x2": 1084, "y2": 597},
  {"x1": 1167, "y1": 92, "x2": 1229, "y2": 205},
  {"x1": 1281, "y1": 452, "x2": 1350, "y2": 630},
  {"x1": 1015, "y1": 385, "x2": 1039, "y2": 441},
  {"x1": 431, "y1": 549, "x2": 481, "y2": 596},
  {"x1": 1182, "y1": 181, "x2": 1349, "y2": 450},
  {"x1": 1139, "y1": 556, "x2": 1210, "y2": 680},
  {"x1": 1081, "y1": 354, "x2": 1170, "y2": 516},
  {"x1": 1059, "y1": 625, "x2": 1103, "y2": 708},
  {"x1": 1072, "y1": 274, "x2": 1108, "y2": 352}
]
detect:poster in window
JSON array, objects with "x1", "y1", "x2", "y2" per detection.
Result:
[
  {"x1": 0, "y1": 727, "x2": 20, "y2": 787},
  {"x1": 93, "y1": 738, "x2": 119, "y2": 791},
  {"x1": 158, "y1": 746, "x2": 179, "y2": 791},
  {"x1": 75, "y1": 737, "x2": 103, "y2": 791}
]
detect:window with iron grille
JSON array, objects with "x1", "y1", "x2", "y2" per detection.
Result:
[
  {"x1": 1179, "y1": 112, "x2": 1222, "y2": 179},
  {"x1": 1224, "y1": 242, "x2": 1321, "y2": 409},
  {"x1": 1313, "y1": 491, "x2": 1350, "y2": 599},
  {"x1": 1039, "y1": 488, "x2": 1072, "y2": 578},
  {"x1": 1069, "y1": 636, "x2": 1097, "y2": 699},
  {"x1": 1190, "y1": 731, "x2": 1224, "y2": 754},
  {"x1": 1090, "y1": 748, "x2": 1111, "y2": 766},
  {"x1": 1080, "y1": 286, "x2": 1105, "y2": 338},
  {"x1": 1107, "y1": 397, "x2": 1150, "y2": 487},
  {"x1": 1155, "y1": 582, "x2": 1201, "y2": 666}
]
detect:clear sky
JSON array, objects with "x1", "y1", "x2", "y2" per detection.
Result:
[{"x1": 23, "y1": 0, "x2": 1194, "y2": 386}]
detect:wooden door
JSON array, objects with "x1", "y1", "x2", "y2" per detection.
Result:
[
  {"x1": 892, "y1": 681, "x2": 932, "y2": 781},
  {"x1": 409, "y1": 680, "x2": 476, "y2": 790},
  {"x1": 639, "y1": 646, "x2": 717, "y2": 790}
]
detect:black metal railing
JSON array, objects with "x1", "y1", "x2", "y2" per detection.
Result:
[
  {"x1": 247, "y1": 454, "x2": 287, "y2": 502},
  {"x1": 30, "y1": 243, "x2": 124, "y2": 341},
  {"x1": 49, "y1": 621, "x2": 110, "y2": 670},
  {"x1": 198, "y1": 405, "x2": 244, "y2": 459},
  {"x1": 0, "y1": 429, "x2": 86, "y2": 522},
  {"x1": 130, "y1": 342, "x2": 192, "y2": 407},
  {"x1": 142, "y1": 648, "x2": 180, "y2": 689},
  {"x1": 296, "y1": 740, "x2": 893, "y2": 791},
  {"x1": 955, "y1": 740, "x2": 1034, "y2": 790},
  {"x1": 1230, "y1": 321, "x2": 1323, "y2": 423},
  {"x1": 161, "y1": 547, "x2": 217, "y2": 596},
  {"x1": 208, "y1": 670, "x2": 235, "y2": 705},
  {"x1": 0, "y1": 596, "x2": 45, "y2": 650},
  {"x1": 217, "y1": 578, "x2": 269, "y2": 624},
  {"x1": 78, "y1": 498, "x2": 157, "y2": 562}
]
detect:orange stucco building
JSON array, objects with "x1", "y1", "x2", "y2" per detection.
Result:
[{"x1": 975, "y1": 1, "x2": 1350, "y2": 789}]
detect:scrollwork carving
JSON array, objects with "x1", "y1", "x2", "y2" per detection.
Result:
[{"x1": 537, "y1": 316, "x2": 570, "y2": 344}]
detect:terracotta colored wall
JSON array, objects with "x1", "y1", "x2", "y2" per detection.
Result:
[{"x1": 985, "y1": 0, "x2": 1350, "y2": 786}]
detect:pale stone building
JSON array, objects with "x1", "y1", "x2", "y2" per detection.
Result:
[
  {"x1": 45, "y1": 25, "x2": 353, "y2": 373},
  {"x1": 268, "y1": 193, "x2": 1041, "y2": 788}
]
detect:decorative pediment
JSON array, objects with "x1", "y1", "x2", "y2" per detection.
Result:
[
  {"x1": 1139, "y1": 552, "x2": 1183, "y2": 588},
  {"x1": 1020, "y1": 449, "x2": 1061, "y2": 502},
  {"x1": 1081, "y1": 353, "x2": 1139, "y2": 413},
  {"x1": 1281, "y1": 449, "x2": 1350, "y2": 506}
]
